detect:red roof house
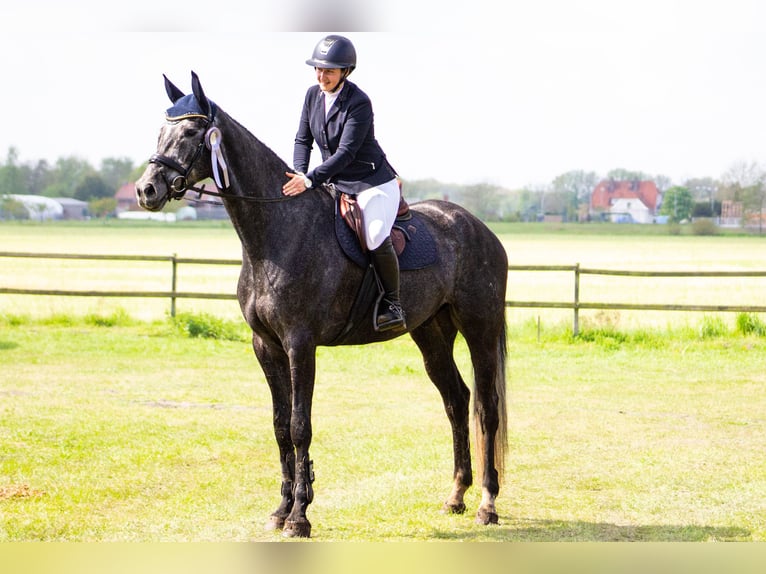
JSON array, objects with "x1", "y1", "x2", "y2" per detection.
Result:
[
  {"x1": 590, "y1": 180, "x2": 660, "y2": 215},
  {"x1": 115, "y1": 182, "x2": 140, "y2": 213}
]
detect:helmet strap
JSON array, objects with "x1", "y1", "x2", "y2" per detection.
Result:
[{"x1": 330, "y1": 68, "x2": 352, "y2": 93}]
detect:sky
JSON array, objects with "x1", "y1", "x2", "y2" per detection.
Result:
[{"x1": 1, "y1": 0, "x2": 765, "y2": 190}]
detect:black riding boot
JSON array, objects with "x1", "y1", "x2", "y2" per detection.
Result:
[{"x1": 370, "y1": 237, "x2": 406, "y2": 332}]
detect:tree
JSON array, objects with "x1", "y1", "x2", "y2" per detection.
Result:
[
  {"x1": 653, "y1": 174, "x2": 673, "y2": 193},
  {"x1": 606, "y1": 168, "x2": 651, "y2": 182},
  {"x1": 41, "y1": 156, "x2": 94, "y2": 198},
  {"x1": 459, "y1": 183, "x2": 503, "y2": 221},
  {"x1": 0, "y1": 196, "x2": 28, "y2": 219},
  {"x1": 0, "y1": 147, "x2": 27, "y2": 195},
  {"x1": 27, "y1": 159, "x2": 52, "y2": 195},
  {"x1": 721, "y1": 160, "x2": 763, "y2": 191},
  {"x1": 75, "y1": 174, "x2": 112, "y2": 201},
  {"x1": 551, "y1": 170, "x2": 598, "y2": 221},
  {"x1": 720, "y1": 161, "x2": 765, "y2": 231},
  {"x1": 100, "y1": 157, "x2": 135, "y2": 192},
  {"x1": 659, "y1": 186, "x2": 694, "y2": 223},
  {"x1": 684, "y1": 176, "x2": 719, "y2": 215},
  {"x1": 88, "y1": 197, "x2": 117, "y2": 218},
  {"x1": 404, "y1": 178, "x2": 462, "y2": 202}
]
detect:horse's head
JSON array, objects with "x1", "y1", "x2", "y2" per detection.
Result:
[{"x1": 136, "y1": 72, "x2": 219, "y2": 211}]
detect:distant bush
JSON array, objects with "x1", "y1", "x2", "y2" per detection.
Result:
[
  {"x1": 691, "y1": 218, "x2": 718, "y2": 236},
  {"x1": 666, "y1": 222, "x2": 682, "y2": 235}
]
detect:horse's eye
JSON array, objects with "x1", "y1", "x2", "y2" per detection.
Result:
[{"x1": 183, "y1": 128, "x2": 199, "y2": 138}]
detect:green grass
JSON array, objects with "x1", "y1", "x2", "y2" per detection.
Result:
[
  {"x1": 2, "y1": 221, "x2": 766, "y2": 541},
  {"x1": 1, "y1": 312, "x2": 764, "y2": 541}
]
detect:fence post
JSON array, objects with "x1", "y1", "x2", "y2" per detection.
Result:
[
  {"x1": 573, "y1": 263, "x2": 580, "y2": 336},
  {"x1": 171, "y1": 253, "x2": 178, "y2": 318}
]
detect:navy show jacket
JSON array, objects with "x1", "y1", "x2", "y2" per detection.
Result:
[{"x1": 293, "y1": 81, "x2": 396, "y2": 195}]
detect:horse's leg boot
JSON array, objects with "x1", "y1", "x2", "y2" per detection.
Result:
[{"x1": 370, "y1": 237, "x2": 406, "y2": 332}]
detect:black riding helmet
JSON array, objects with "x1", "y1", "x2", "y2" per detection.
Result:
[{"x1": 306, "y1": 35, "x2": 356, "y2": 93}]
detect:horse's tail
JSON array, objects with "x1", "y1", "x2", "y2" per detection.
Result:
[{"x1": 474, "y1": 318, "x2": 508, "y2": 485}]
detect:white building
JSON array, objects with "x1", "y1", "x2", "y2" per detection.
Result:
[
  {"x1": 609, "y1": 197, "x2": 652, "y2": 224},
  {"x1": 4, "y1": 194, "x2": 64, "y2": 221}
]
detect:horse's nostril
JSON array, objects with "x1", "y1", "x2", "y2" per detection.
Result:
[{"x1": 136, "y1": 183, "x2": 156, "y2": 200}]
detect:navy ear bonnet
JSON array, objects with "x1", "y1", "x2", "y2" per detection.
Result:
[{"x1": 166, "y1": 94, "x2": 217, "y2": 121}]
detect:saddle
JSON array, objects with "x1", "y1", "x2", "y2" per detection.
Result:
[
  {"x1": 328, "y1": 186, "x2": 439, "y2": 345},
  {"x1": 333, "y1": 186, "x2": 437, "y2": 271}
]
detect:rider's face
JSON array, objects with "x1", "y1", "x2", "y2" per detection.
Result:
[{"x1": 315, "y1": 67, "x2": 342, "y2": 92}]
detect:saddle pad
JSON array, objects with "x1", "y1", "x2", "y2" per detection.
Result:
[{"x1": 334, "y1": 208, "x2": 439, "y2": 270}]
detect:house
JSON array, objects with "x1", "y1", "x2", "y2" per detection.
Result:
[
  {"x1": 590, "y1": 180, "x2": 660, "y2": 223},
  {"x1": 3, "y1": 194, "x2": 63, "y2": 220},
  {"x1": 720, "y1": 200, "x2": 742, "y2": 227},
  {"x1": 53, "y1": 197, "x2": 89, "y2": 220},
  {"x1": 115, "y1": 182, "x2": 140, "y2": 213},
  {"x1": 608, "y1": 197, "x2": 652, "y2": 224}
]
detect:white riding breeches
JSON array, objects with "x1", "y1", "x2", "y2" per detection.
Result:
[{"x1": 355, "y1": 178, "x2": 400, "y2": 250}]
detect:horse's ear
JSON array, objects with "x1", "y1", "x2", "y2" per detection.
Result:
[
  {"x1": 163, "y1": 74, "x2": 185, "y2": 103},
  {"x1": 190, "y1": 71, "x2": 212, "y2": 118}
]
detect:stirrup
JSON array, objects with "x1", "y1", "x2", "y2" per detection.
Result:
[{"x1": 375, "y1": 298, "x2": 406, "y2": 332}]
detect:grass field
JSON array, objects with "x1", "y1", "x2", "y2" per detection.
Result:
[
  {"x1": 1, "y1": 221, "x2": 765, "y2": 542},
  {"x1": 1, "y1": 315, "x2": 764, "y2": 541}
]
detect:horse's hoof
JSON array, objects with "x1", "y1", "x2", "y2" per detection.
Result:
[
  {"x1": 282, "y1": 519, "x2": 312, "y2": 538},
  {"x1": 476, "y1": 509, "x2": 499, "y2": 525},
  {"x1": 442, "y1": 501, "x2": 467, "y2": 515},
  {"x1": 265, "y1": 515, "x2": 286, "y2": 531}
]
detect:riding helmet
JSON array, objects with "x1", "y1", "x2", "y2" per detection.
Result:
[{"x1": 305, "y1": 35, "x2": 357, "y2": 70}]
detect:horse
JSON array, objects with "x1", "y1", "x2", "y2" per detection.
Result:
[{"x1": 135, "y1": 72, "x2": 509, "y2": 538}]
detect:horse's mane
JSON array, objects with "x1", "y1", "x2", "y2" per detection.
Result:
[{"x1": 217, "y1": 105, "x2": 290, "y2": 175}]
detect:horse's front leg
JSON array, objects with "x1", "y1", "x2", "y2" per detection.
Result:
[
  {"x1": 252, "y1": 335, "x2": 296, "y2": 532},
  {"x1": 282, "y1": 339, "x2": 317, "y2": 538}
]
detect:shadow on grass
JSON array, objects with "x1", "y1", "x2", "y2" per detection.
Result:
[{"x1": 431, "y1": 518, "x2": 751, "y2": 542}]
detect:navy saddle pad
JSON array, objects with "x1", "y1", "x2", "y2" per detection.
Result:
[{"x1": 334, "y1": 206, "x2": 439, "y2": 270}]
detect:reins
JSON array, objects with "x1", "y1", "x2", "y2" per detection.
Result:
[{"x1": 184, "y1": 182, "x2": 298, "y2": 204}]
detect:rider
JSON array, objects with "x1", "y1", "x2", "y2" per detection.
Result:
[{"x1": 283, "y1": 35, "x2": 406, "y2": 332}]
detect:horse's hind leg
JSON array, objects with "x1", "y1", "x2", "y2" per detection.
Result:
[
  {"x1": 410, "y1": 309, "x2": 472, "y2": 515},
  {"x1": 460, "y1": 314, "x2": 507, "y2": 526}
]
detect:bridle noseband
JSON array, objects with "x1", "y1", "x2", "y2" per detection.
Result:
[{"x1": 149, "y1": 118, "x2": 209, "y2": 200}]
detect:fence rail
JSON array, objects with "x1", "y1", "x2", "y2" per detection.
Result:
[
  {"x1": 0, "y1": 251, "x2": 240, "y2": 318},
  {"x1": 3, "y1": 252, "x2": 766, "y2": 334}
]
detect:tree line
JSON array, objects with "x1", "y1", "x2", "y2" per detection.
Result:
[
  {"x1": 0, "y1": 147, "x2": 144, "y2": 218},
  {"x1": 1, "y1": 146, "x2": 764, "y2": 224},
  {"x1": 404, "y1": 165, "x2": 766, "y2": 225}
]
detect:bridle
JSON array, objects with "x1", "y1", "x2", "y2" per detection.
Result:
[
  {"x1": 148, "y1": 117, "x2": 296, "y2": 204},
  {"x1": 149, "y1": 124, "x2": 208, "y2": 201}
]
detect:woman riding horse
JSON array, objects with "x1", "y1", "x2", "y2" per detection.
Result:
[
  {"x1": 136, "y1": 67, "x2": 508, "y2": 539},
  {"x1": 282, "y1": 35, "x2": 406, "y2": 332}
]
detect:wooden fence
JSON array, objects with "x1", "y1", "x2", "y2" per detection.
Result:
[
  {"x1": 507, "y1": 264, "x2": 766, "y2": 335},
  {"x1": 0, "y1": 251, "x2": 240, "y2": 319},
  {"x1": 3, "y1": 252, "x2": 766, "y2": 334}
]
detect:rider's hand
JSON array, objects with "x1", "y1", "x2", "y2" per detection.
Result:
[{"x1": 283, "y1": 172, "x2": 309, "y2": 196}]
